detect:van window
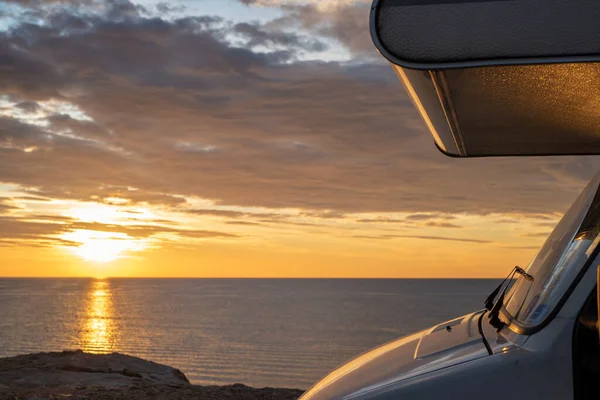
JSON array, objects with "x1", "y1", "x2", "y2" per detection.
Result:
[{"x1": 502, "y1": 176, "x2": 600, "y2": 329}]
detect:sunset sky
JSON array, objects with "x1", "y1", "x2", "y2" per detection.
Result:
[{"x1": 0, "y1": 0, "x2": 598, "y2": 278}]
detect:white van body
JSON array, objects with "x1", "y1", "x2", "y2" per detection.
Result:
[{"x1": 300, "y1": 171, "x2": 600, "y2": 400}]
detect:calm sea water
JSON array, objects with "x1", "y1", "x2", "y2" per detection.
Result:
[{"x1": 0, "y1": 278, "x2": 498, "y2": 389}]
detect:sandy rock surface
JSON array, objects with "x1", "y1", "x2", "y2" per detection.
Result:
[{"x1": 0, "y1": 350, "x2": 304, "y2": 400}]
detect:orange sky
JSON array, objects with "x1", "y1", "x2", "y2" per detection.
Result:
[
  {"x1": 0, "y1": 189, "x2": 561, "y2": 278},
  {"x1": 0, "y1": 0, "x2": 594, "y2": 278}
]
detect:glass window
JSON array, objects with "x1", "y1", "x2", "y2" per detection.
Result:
[{"x1": 502, "y1": 176, "x2": 600, "y2": 328}]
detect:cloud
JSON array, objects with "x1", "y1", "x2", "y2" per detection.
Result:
[
  {"x1": 233, "y1": 21, "x2": 328, "y2": 53},
  {"x1": 355, "y1": 214, "x2": 461, "y2": 228},
  {"x1": 397, "y1": 235, "x2": 492, "y2": 244},
  {"x1": 15, "y1": 101, "x2": 41, "y2": 113},
  {"x1": 352, "y1": 234, "x2": 491, "y2": 244},
  {"x1": 239, "y1": 0, "x2": 369, "y2": 8},
  {"x1": 0, "y1": 2, "x2": 598, "y2": 222},
  {"x1": 66, "y1": 220, "x2": 238, "y2": 239},
  {"x1": 225, "y1": 220, "x2": 264, "y2": 226},
  {"x1": 0, "y1": 212, "x2": 239, "y2": 248},
  {"x1": 259, "y1": 218, "x2": 321, "y2": 227},
  {"x1": 0, "y1": 200, "x2": 19, "y2": 214},
  {"x1": 155, "y1": 2, "x2": 185, "y2": 14},
  {"x1": 521, "y1": 232, "x2": 551, "y2": 238},
  {"x1": 241, "y1": 0, "x2": 375, "y2": 58},
  {"x1": 356, "y1": 218, "x2": 405, "y2": 224},
  {"x1": 282, "y1": 2, "x2": 375, "y2": 57},
  {"x1": 405, "y1": 213, "x2": 456, "y2": 221},
  {"x1": 424, "y1": 222, "x2": 462, "y2": 229},
  {"x1": 535, "y1": 221, "x2": 558, "y2": 228},
  {"x1": 0, "y1": 216, "x2": 67, "y2": 241},
  {"x1": 27, "y1": 214, "x2": 74, "y2": 222},
  {"x1": 179, "y1": 230, "x2": 238, "y2": 238},
  {"x1": 500, "y1": 245, "x2": 540, "y2": 250},
  {"x1": 300, "y1": 210, "x2": 346, "y2": 219},
  {"x1": 186, "y1": 209, "x2": 281, "y2": 219},
  {"x1": 353, "y1": 235, "x2": 393, "y2": 240}
]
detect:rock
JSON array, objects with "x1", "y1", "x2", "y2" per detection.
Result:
[
  {"x1": 0, "y1": 350, "x2": 190, "y2": 389},
  {"x1": 0, "y1": 351, "x2": 304, "y2": 400}
]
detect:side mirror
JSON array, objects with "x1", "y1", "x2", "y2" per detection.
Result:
[{"x1": 370, "y1": 0, "x2": 600, "y2": 157}]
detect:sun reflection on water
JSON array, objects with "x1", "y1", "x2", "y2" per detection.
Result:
[{"x1": 82, "y1": 279, "x2": 116, "y2": 353}]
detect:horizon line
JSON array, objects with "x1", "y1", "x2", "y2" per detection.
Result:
[{"x1": 0, "y1": 276, "x2": 504, "y2": 279}]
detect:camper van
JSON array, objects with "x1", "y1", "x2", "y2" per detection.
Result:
[{"x1": 301, "y1": 1, "x2": 600, "y2": 399}]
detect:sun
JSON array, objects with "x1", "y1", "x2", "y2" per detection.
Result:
[
  {"x1": 74, "y1": 239, "x2": 128, "y2": 263},
  {"x1": 62, "y1": 229, "x2": 148, "y2": 263}
]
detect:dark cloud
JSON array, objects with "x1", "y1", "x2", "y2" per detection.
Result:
[
  {"x1": 397, "y1": 235, "x2": 491, "y2": 244},
  {"x1": 186, "y1": 209, "x2": 281, "y2": 219},
  {"x1": 4, "y1": 0, "x2": 147, "y2": 33},
  {"x1": 0, "y1": 214, "x2": 238, "y2": 248},
  {"x1": 402, "y1": 235, "x2": 492, "y2": 243},
  {"x1": 155, "y1": 2, "x2": 186, "y2": 14},
  {"x1": 0, "y1": 238, "x2": 78, "y2": 248},
  {"x1": 356, "y1": 215, "x2": 462, "y2": 227},
  {"x1": 279, "y1": 221, "x2": 321, "y2": 227},
  {"x1": 224, "y1": 220, "x2": 264, "y2": 226},
  {"x1": 405, "y1": 214, "x2": 456, "y2": 222},
  {"x1": 48, "y1": 114, "x2": 111, "y2": 141},
  {"x1": 1, "y1": 0, "x2": 83, "y2": 5},
  {"x1": 535, "y1": 221, "x2": 558, "y2": 228},
  {"x1": 300, "y1": 210, "x2": 346, "y2": 219},
  {"x1": 242, "y1": 0, "x2": 375, "y2": 58},
  {"x1": 0, "y1": 200, "x2": 18, "y2": 214},
  {"x1": 353, "y1": 234, "x2": 491, "y2": 243},
  {"x1": 355, "y1": 214, "x2": 463, "y2": 229},
  {"x1": 521, "y1": 232, "x2": 551, "y2": 238},
  {"x1": 500, "y1": 245, "x2": 540, "y2": 250},
  {"x1": 496, "y1": 218, "x2": 519, "y2": 224},
  {"x1": 27, "y1": 214, "x2": 74, "y2": 222},
  {"x1": 356, "y1": 218, "x2": 405, "y2": 224},
  {"x1": 0, "y1": 4, "x2": 597, "y2": 219},
  {"x1": 0, "y1": 216, "x2": 66, "y2": 240},
  {"x1": 11, "y1": 196, "x2": 52, "y2": 201},
  {"x1": 15, "y1": 101, "x2": 41, "y2": 113},
  {"x1": 180, "y1": 230, "x2": 238, "y2": 238},
  {"x1": 186, "y1": 209, "x2": 250, "y2": 218},
  {"x1": 68, "y1": 220, "x2": 238, "y2": 239},
  {"x1": 279, "y1": 2, "x2": 376, "y2": 58},
  {"x1": 105, "y1": 0, "x2": 147, "y2": 20},
  {"x1": 527, "y1": 214, "x2": 562, "y2": 221},
  {"x1": 322, "y1": 3, "x2": 374, "y2": 57},
  {"x1": 19, "y1": 186, "x2": 188, "y2": 207},
  {"x1": 424, "y1": 222, "x2": 462, "y2": 229},
  {"x1": 259, "y1": 218, "x2": 321, "y2": 227},
  {"x1": 0, "y1": 116, "x2": 54, "y2": 150},
  {"x1": 233, "y1": 22, "x2": 327, "y2": 53}
]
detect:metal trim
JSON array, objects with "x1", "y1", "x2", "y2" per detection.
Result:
[
  {"x1": 428, "y1": 70, "x2": 468, "y2": 156},
  {"x1": 432, "y1": 141, "x2": 600, "y2": 158}
]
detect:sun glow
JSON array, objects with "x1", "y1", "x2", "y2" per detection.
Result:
[
  {"x1": 68, "y1": 205, "x2": 125, "y2": 224},
  {"x1": 75, "y1": 240, "x2": 129, "y2": 263},
  {"x1": 63, "y1": 229, "x2": 148, "y2": 263}
]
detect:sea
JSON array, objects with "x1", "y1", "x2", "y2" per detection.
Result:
[{"x1": 0, "y1": 278, "x2": 499, "y2": 390}]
